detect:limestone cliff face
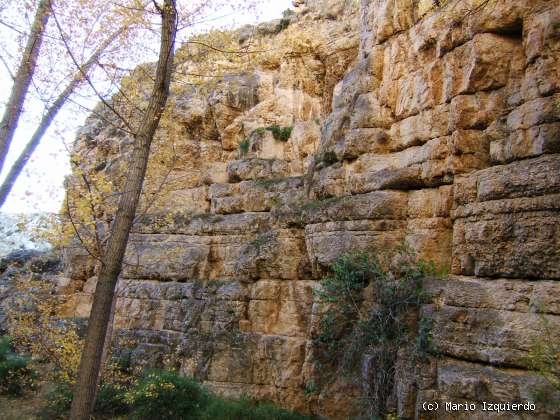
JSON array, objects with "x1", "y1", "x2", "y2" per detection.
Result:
[{"x1": 63, "y1": 0, "x2": 560, "y2": 418}]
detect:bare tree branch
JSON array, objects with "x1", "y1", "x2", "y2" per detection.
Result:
[{"x1": 50, "y1": 6, "x2": 135, "y2": 134}]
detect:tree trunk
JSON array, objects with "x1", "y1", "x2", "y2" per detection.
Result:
[
  {"x1": 69, "y1": 1, "x2": 177, "y2": 419},
  {"x1": 0, "y1": 0, "x2": 52, "y2": 175},
  {"x1": 0, "y1": 30, "x2": 123, "y2": 208}
]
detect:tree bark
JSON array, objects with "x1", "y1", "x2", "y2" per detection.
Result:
[
  {"x1": 0, "y1": 0, "x2": 52, "y2": 175},
  {"x1": 69, "y1": 1, "x2": 177, "y2": 419},
  {"x1": 0, "y1": 29, "x2": 123, "y2": 208}
]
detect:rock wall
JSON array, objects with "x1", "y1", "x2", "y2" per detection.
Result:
[{"x1": 62, "y1": 0, "x2": 560, "y2": 418}]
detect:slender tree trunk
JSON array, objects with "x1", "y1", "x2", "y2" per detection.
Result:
[
  {"x1": 0, "y1": 0, "x2": 52, "y2": 175},
  {"x1": 0, "y1": 30, "x2": 123, "y2": 208},
  {"x1": 69, "y1": 2, "x2": 177, "y2": 419},
  {"x1": 99, "y1": 294, "x2": 117, "y2": 375}
]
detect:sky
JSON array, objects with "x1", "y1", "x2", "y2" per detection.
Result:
[{"x1": 0, "y1": 0, "x2": 292, "y2": 214}]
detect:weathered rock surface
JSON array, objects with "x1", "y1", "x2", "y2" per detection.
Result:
[{"x1": 63, "y1": 0, "x2": 560, "y2": 418}]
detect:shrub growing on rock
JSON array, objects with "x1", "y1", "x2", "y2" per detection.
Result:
[
  {"x1": 0, "y1": 335, "x2": 36, "y2": 396},
  {"x1": 266, "y1": 124, "x2": 292, "y2": 142},
  {"x1": 313, "y1": 247, "x2": 439, "y2": 418},
  {"x1": 239, "y1": 138, "x2": 250, "y2": 156}
]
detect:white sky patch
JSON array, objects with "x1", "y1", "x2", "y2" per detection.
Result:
[{"x1": 0, "y1": 0, "x2": 293, "y2": 214}]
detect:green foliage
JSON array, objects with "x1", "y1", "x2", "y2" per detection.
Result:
[
  {"x1": 40, "y1": 369, "x2": 311, "y2": 419},
  {"x1": 126, "y1": 370, "x2": 311, "y2": 420},
  {"x1": 239, "y1": 138, "x2": 250, "y2": 156},
  {"x1": 313, "y1": 248, "x2": 438, "y2": 418},
  {"x1": 96, "y1": 381, "x2": 131, "y2": 417},
  {"x1": 275, "y1": 18, "x2": 291, "y2": 34},
  {"x1": 199, "y1": 395, "x2": 312, "y2": 420},
  {"x1": 41, "y1": 381, "x2": 73, "y2": 420},
  {"x1": 247, "y1": 231, "x2": 277, "y2": 250},
  {"x1": 0, "y1": 335, "x2": 37, "y2": 396},
  {"x1": 126, "y1": 370, "x2": 210, "y2": 420},
  {"x1": 416, "y1": 316, "x2": 439, "y2": 361},
  {"x1": 303, "y1": 381, "x2": 317, "y2": 397},
  {"x1": 266, "y1": 124, "x2": 293, "y2": 142},
  {"x1": 268, "y1": 195, "x2": 281, "y2": 207},
  {"x1": 41, "y1": 379, "x2": 131, "y2": 419},
  {"x1": 526, "y1": 313, "x2": 560, "y2": 392},
  {"x1": 113, "y1": 350, "x2": 133, "y2": 372},
  {"x1": 251, "y1": 127, "x2": 267, "y2": 137},
  {"x1": 313, "y1": 151, "x2": 337, "y2": 168}
]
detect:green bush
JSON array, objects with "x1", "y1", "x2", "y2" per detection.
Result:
[
  {"x1": 127, "y1": 371, "x2": 313, "y2": 420},
  {"x1": 416, "y1": 315, "x2": 439, "y2": 361},
  {"x1": 0, "y1": 335, "x2": 36, "y2": 396},
  {"x1": 313, "y1": 248, "x2": 438, "y2": 418},
  {"x1": 199, "y1": 395, "x2": 312, "y2": 420},
  {"x1": 250, "y1": 127, "x2": 267, "y2": 138},
  {"x1": 95, "y1": 381, "x2": 130, "y2": 417},
  {"x1": 41, "y1": 382, "x2": 73, "y2": 420},
  {"x1": 313, "y1": 151, "x2": 337, "y2": 168},
  {"x1": 41, "y1": 369, "x2": 312, "y2": 420},
  {"x1": 41, "y1": 379, "x2": 130, "y2": 419},
  {"x1": 266, "y1": 124, "x2": 292, "y2": 142},
  {"x1": 275, "y1": 18, "x2": 291, "y2": 33},
  {"x1": 239, "y1": 138, "x2": 250, "y2": 156},
  {"x1": 126, "y1": 370, "x2": 210, "y2": 420}
]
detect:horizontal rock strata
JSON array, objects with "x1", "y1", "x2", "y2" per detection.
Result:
[{"x1": 62, "y1": 0, "x2": 560, "y2": 418}]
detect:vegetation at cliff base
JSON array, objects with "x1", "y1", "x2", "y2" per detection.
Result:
[
  {"x1": 40, "y1": 369, "x2": 313, "y2": 420},
  {"x1": 0, "y1": 336, "x2": 37, "y2": 396},
  {"x1": 1, "y1": 268, "x2": 313, "y2": 419},
  {"x1": 312, "y1": 247, "x2": 440, "y2": 418}
]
